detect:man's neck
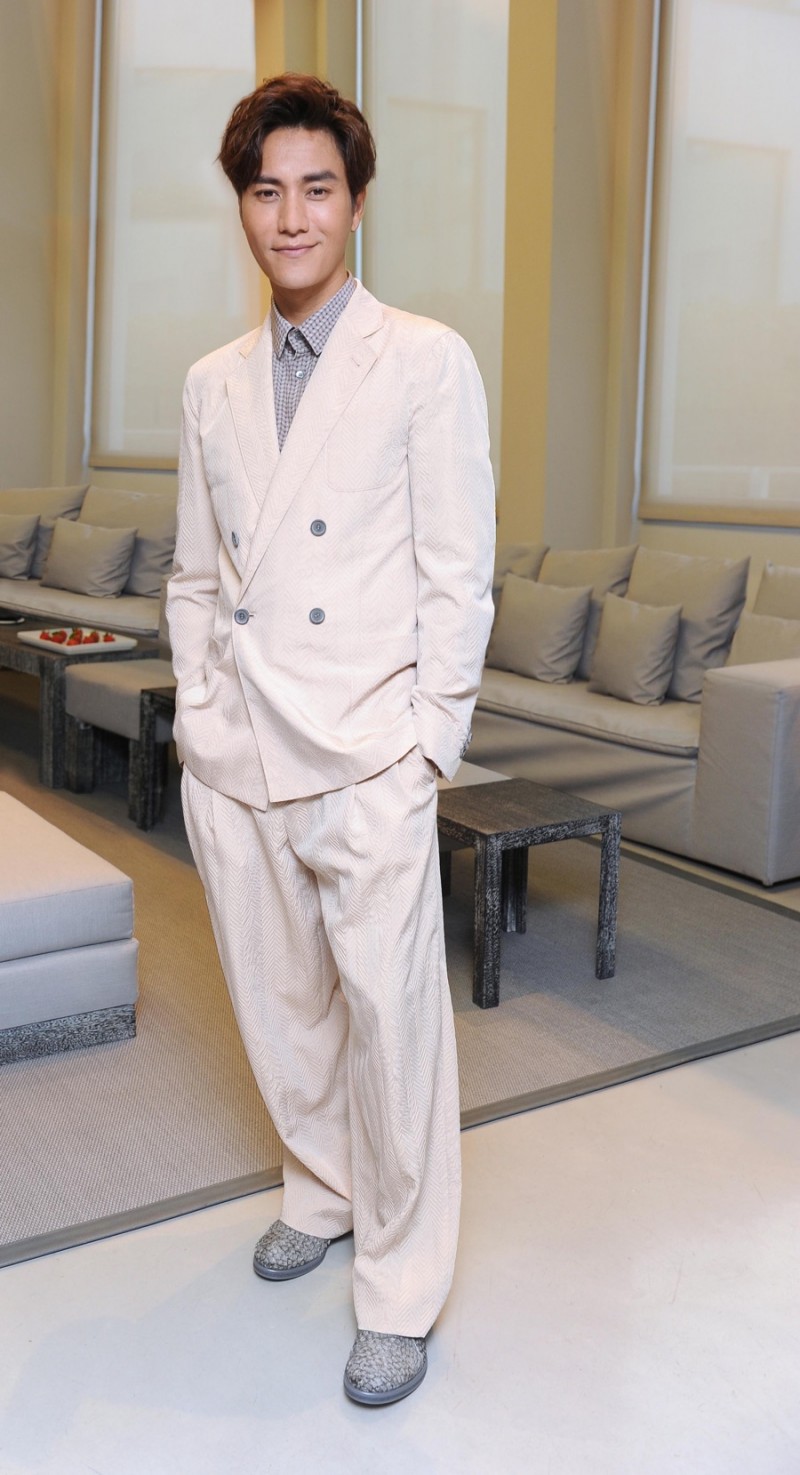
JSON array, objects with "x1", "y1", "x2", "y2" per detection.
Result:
[{"x1": 270, "y1": 267, "x2": 349, "y2": 327}]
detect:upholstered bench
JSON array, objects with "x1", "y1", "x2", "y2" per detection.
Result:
[{"x1": 0, "y1": 793, "x2": 138, "y2": 1064}]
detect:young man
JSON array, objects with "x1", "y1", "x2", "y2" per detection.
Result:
[{"x1": 168, "y1": 73, "x2": 495, "y2": 1405}]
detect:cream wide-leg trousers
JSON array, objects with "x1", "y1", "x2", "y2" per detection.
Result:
[{"x1": 181, "y1": 746, "x2": 461, "y2": 1336}]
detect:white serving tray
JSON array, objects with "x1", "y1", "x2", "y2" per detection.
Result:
[{"x1": 17, "y1": 627, "x2": 138, "y2": 653}]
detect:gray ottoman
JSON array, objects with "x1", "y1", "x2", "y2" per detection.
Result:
[{"x1": 0, "y1": 793, "x2": 138, "y2": 1064}]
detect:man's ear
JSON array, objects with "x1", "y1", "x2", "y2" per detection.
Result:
[{"x1": 351, "y1": 189, "x2": 366, "y2": 232}]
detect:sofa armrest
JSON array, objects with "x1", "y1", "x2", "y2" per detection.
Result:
[{"x1": 693, "y1": 659, "x2": 800, "y2": 884}]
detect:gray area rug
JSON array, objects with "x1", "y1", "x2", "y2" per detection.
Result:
[{"x1": 1, "y1": 672, "x2": 800, "y2": 1267}]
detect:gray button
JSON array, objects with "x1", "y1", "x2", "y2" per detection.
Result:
[
  {"x1": 295, "y1": 368, "x2": 305, "y2": 379},
  {"x1": 234, "y1": 608, "x2": 250, "y2": 625},
  {"x1": 231, "y1": 530, "x2": 239, "y2": 548},
  {"x1": 309, "y1": 608, "x2": 325, "y2": 625},
  {"x1": 310, "y1": 520, "x2": 326, "y2": 536}
]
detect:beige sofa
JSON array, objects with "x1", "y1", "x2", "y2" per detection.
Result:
[
  {"x1": 0, "y1": 484, "x2": 177, "y2": 636},
  {"x1": 469, "y1": 544, "x2": 800, "y2": 885}
]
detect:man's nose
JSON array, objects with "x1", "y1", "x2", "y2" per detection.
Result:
[{"x1": 278, "y1": 191, "x2": 308, "y2": 235}]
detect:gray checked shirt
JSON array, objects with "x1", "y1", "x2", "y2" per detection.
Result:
[{"x1": 270, "y1": 275, "x2": 357, "y2": 450}]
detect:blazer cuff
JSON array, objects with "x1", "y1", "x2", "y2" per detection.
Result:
[{"x1": 412, "y1": 691, "x2": 472, "y2": 782}]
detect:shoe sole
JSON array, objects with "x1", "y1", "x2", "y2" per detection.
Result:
[
  {"x1": 252, "y1": 1244, "x2": 329, "y2": 1281},
  {"x1": 343, "y1": 1356, "x2": 428, "y2": 1406}
]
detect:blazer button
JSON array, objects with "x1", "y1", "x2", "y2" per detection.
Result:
[
  {"x1": 234, "y1": 608, "x2": 250, "y2": 625},
  {"x1": 231, "y1": 530, "x2": 239, "y2": 548},
  {"x1": 309, "y1": 608, "x2": 325, "y2": 625},
  {"x1": 310, "y1": 520, "x2": 326, "y2": 537}
]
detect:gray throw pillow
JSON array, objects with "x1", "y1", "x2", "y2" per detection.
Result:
[
  {"x1": 626, "y1": 547, "x2": 748, "y2": 701},
  {"x1": 0, "y1": 512, "x2": 39, "y2": 579},
  {"x1": 589, "y1": 594, "x2": 682, "y2": 705},
  {"x1": 727, "y1": 612, "x2": 800, "y2": 666},
  {"x1": 492, "y1": 541, "x2": 549, "y2": 606},
  {"x1": 486, "y1": 574, "x2": 592, "y2": 683},
  {"x1": 0, "y1": 485, "x2": 87, "y2": 578},
  {"x1": 41, "y1": 518, "x2": 138, "y2": 598},
  {"x1": 80, "y1": 486, "x2": 177, "y2": 598},
  {"x1": 753, "y1": 562, "x2": 800, "y2": 621},
  {"x1": 538, "y1": 545, "x2": 638, "y2": 678}
]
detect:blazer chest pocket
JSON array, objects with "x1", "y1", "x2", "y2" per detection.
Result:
[{"x1": 326, "y1": 421, "x2": 406, "y2": 493}]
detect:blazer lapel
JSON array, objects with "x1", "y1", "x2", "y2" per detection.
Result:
[
  {"x1": 239, "y1": 285, "x2": 385, "y2": 597},
  {"x1": 226, "y1": 320, "x2": 280, "y2": 529}
]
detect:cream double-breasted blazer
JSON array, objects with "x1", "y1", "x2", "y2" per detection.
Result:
[{"x1": 167, "y1": 281, "x2": 496, "y2": 806}]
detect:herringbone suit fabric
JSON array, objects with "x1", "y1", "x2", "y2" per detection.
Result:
[
  {"x1": 168, "y1": 280, "x2": 495, "y2": 1336},
  {"x1": 166, "y1": 282, "x2": 496, "y2": 803},
  {"x1": 182, "y1": 748, "x2": 460, "y2": 1335}
]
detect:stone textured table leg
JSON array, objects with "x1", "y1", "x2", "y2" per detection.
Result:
[
  {"x1": 473, "y1": 836, "x2": 503, "y2": 1009},
  {"x1": 130, "y1": 736, "x2": 168, "y2": 830},
  {"x1": 439, "y1": 848, "x2": 452, "y2": 898},
  {"x1": 596, "y1": 811, "x2": 621, "y2": 979},
  {"x1": 135, "y1": 695, "x2": 159, "y2": 830},
  {"x1": 37, "y1": 662, "x2": 65, "y2": 787},
  {"x1": 64, "y1": 715, "x2": 95, "y2": 793},
  {"x1": 501, "y1": 846, "x2": 528, "y2": 933}
]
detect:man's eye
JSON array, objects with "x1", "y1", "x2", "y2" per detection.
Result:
[
  {"x1": 255, "y1": 189, "x2": 277, "y2": 200},
  {"x1": 308, "y1": 187, "x2": 328, "y2": 198}
]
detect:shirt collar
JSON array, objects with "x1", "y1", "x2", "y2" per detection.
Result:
[{"x1": 270, "y1": 274, "x2": 357, "y2": 360}]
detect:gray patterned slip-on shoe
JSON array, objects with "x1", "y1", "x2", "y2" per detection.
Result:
[
  {"x1": 252, "y1": 1220, "x2": 331, "y2": 1281},
  {"x1": 343, "y1": 1330, "x2": 428, "y2": 1406}
]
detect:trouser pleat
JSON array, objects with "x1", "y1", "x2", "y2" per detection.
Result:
[{"x1": 181, "y1": 750, "x2": 461, "y2": 1335}]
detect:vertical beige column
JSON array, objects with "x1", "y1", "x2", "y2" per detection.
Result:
[
  {"x1": 51, "y1": 0, "x2": 96, "y2": 485},
  {"x1": 316, "y1": 0, "x2": 357, "y2": 97},
  {"x1": 255, "y1": 0, "x2": 355, "y2": 84},
  {"x1": 601, "y1": 0, "x2": 657, "y2": 545},
  {"x1": 253, "y1": 0, "x2": 359, "y2": 312},
  {"x1": 254, "y1": 0, "x2": 317, "y2": 77},
  {"x1": 498, "y1": 0, "x2": 558, "y2": 544}
]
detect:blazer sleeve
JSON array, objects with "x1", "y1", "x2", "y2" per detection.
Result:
[
  {"x1": 408, "y1": 329, "x2": 496, "y2": 779},
  {"x1": 166, "y1": 369, "x2": 220, "y2": 711}
]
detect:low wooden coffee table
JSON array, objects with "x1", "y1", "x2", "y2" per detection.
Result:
[
  {"x1": 436, "y1": 777, "x2": 621, "y2": 1009},
  {"x1": 0, "y1": 620, "x2": 158, "y2": 787}
]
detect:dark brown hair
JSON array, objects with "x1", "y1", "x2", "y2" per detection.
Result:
[{"x1": 218, "y1": 73, "x2": 376, "y2": 202}]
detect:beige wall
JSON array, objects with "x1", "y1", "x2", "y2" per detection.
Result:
[
  {"x1": 499, "y1": 0, "x2": 653, "y2": 553},
  {"x1": 497, "y1": 0, "x2": 557, "y2": 544},
  {"x1": 0, "y1": 0, "x2": 59, "y2": 486},
  {"x1": 544, "y1": 0, "x2": 621, "y2": 548},
  {"x1": 3, "y1": 0, "x2": 798, "y2": 582},
  {"x1": 0, "y1": 0, "x2": 95, "y2": 490}
]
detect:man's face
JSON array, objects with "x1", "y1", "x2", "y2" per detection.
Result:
[{"x1": 239, "y1": 126, "x2": 365, "y2": 323}]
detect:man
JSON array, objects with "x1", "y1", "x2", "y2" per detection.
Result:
[{"x1": 168, "y1": 73, "x2": 495, "y2": 1406}]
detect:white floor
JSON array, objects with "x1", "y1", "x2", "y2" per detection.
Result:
[{"x1": 2, "y1": 1034, "x2": 800, "y2": 1475}]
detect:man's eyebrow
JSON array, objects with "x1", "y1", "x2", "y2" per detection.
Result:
[{"x1": 252, "y1": 170, "x2": 340, "y2": 185}]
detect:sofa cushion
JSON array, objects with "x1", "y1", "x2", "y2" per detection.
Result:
[
  {"x1": 0, "y1": 576, "x2": 158, "y2": 635},
  {"x1": 65, "y1": 658, "x2": 176, "y2": 741},
  {"x1": 727, "y1": 612, "x2": 800, "y2": 666},
  {"x1": 81, "y1": 486, "x2": 177, "y2": 599},
  {"x1": 492, "y1": 541, "x2": 548, "y2": 607},
  {"x1": 0, "y1": 485, "x2": 88, "y2": 578},
  {"x1": 626, "y1": 547, "x2": 749, "y2": 701},
  {"x1": 0, "y1": 512, "x2": 39, "y2": 579},
  {"x1": 487, "y1": 575, "x2": 591, "y2": 683},
  {"x1": 538, "y1": 544, "x2": 638, "y2": 678},
  {"x1": 753, "y1": 561, "x2": 800, "y2": 620},
  {"x1": 42, "y1": 519, "x2": 138, "y2": 598},
  {"x1": 589, "y1": 594, "x2": 682, "y2": 705},
  {"x1": 477, "y1": 667, "x2": 700, "y2": 757}
]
